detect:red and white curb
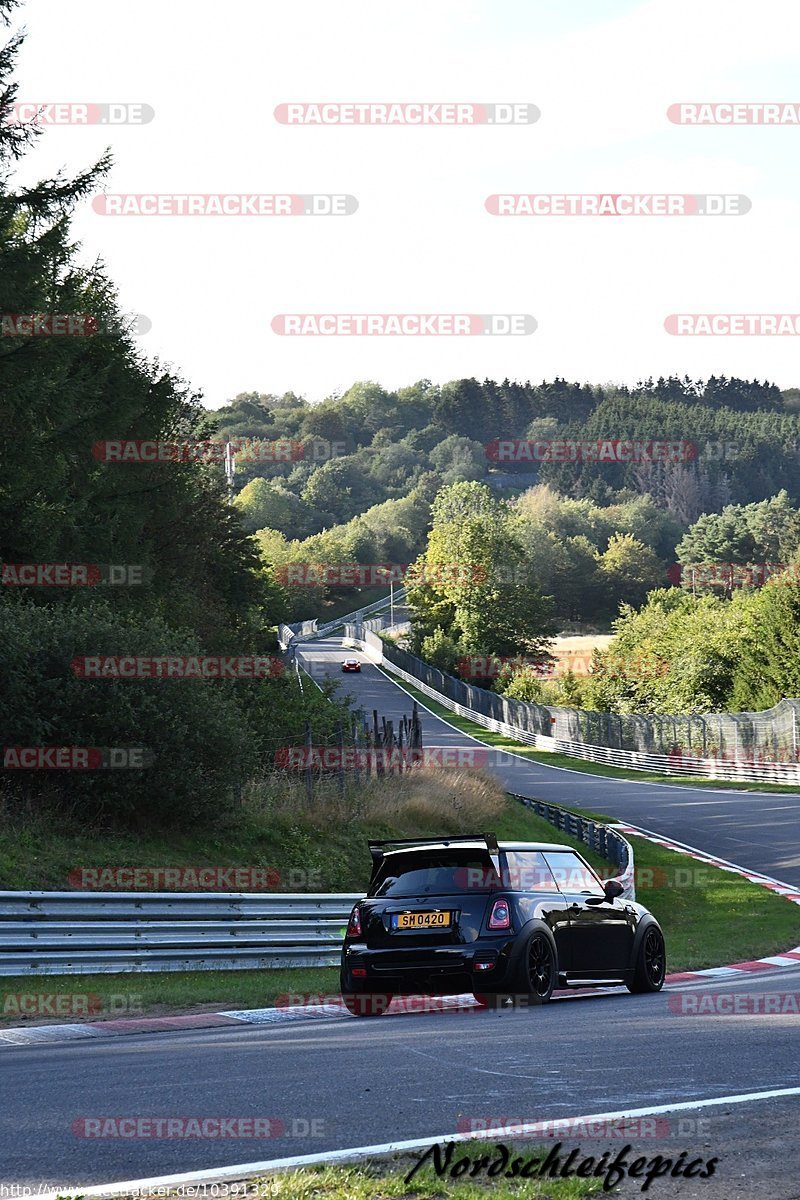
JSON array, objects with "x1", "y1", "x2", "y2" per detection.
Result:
[
  {"x1": 612, "y1": 820, "x2": 800, "y2": 982},
  {"x1": 0, "y1": 1011, "x2": 245, "y2": 1045},
  {"x1": 3, "y1": 824, "x2": 800, "y2": 1046}
]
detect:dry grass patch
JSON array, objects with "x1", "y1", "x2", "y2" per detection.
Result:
[{"x1": 245, "y1": 766, "x2": 507, "y2": 834}]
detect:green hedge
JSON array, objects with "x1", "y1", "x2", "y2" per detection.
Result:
[{"x1": 0, "y1": 596, "x2": 258, "y2": 826}]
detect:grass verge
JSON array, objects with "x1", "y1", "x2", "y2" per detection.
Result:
[
  {"x1": 252, "y1": 1151, "x2": 601, "y2": 1198},
  {"x1": 0, "y1": 966, "x2": 340, "y2": 1024},
  {"x1": 380, "y1": 669, "x2": 800, "y2": 794},
  {"x1": 0, "y1": 772, "x2": 598, "y2": 893},
  {"x1": 78, "y1": 1147, "x2": 602, "y2": 1199},
  {"x1": 3, "y1": 797, "x2": 800, "y2": 1022}
]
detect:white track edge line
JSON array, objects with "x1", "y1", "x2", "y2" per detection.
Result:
[{"x1": 38, "y1": 1086, "x2": 800, "y2": 1200}]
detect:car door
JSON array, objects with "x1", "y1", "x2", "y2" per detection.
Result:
[{"x1": 542, "y1": 850, "x2": 635, "y2": 977}]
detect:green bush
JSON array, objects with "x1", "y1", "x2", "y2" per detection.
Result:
[
  {"x1": 419, "y1": 627, "x2": 461, "y2": 673},
  {"x1": 0, "y1": 596, "x2": 258, "y2": 827}
]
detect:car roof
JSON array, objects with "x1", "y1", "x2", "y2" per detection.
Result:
[{"x1": 381, "y1": 840, "x2": 576, "y2": 857}]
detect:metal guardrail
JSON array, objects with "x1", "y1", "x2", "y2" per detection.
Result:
[
  {"x1": 279, "y1": 591, "x2": 408, "y2": 650},
  {"x1": 278, "y1": 619, "x2": 318, "y2": 650},
  {"x1": 0, "y1": 892, "x2": 360, "y2": 976},
  {"x1": 0, "y1": 809, "x2": 635, "y2": 977},
  {"x1": 510, "y1": 795, "x2": 636, "y2": 900},
  {"x1": 537, "y1": 738, "x2": 800, "y2": 785}
]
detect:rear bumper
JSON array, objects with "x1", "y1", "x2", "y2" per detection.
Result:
[{"x1": 341, "y1": 938, "x2": 518, "y2": 995}]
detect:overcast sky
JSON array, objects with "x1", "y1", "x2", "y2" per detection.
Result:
[{"x1": 12, "y1": 0, "x2": 800, "y2": 406}]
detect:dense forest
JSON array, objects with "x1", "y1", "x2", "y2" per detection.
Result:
[
  {"x1": 206, "y1": 381, "x2": 800, "y2": 718},
  {"x1": 211, "y1": 375, "x2": 799, "y2": 543},
  {"x1": 207, "y1": 375, "x2": 800, "y2": 622}
]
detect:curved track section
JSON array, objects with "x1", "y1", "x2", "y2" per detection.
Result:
[{"x1": 300, "y1": 638, "x2": 800, "y2": 886}]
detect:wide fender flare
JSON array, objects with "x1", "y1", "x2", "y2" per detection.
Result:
[
  {"x1": 508, "y1": 917, "x2": 560, "y2": 975},
  {"x1": 628, "y1": 915, "x2": 664, "y2": 972}
]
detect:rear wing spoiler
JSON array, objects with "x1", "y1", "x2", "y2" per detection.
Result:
[{"x1": 367, "y1": 831, "x2": 500, "y2": 886}]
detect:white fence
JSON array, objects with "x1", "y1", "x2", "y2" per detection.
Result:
[{"x1": 344, "y1": 627, "x2": 800, "y2": 785}]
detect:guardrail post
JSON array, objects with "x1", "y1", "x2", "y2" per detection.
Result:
[{"x1": 352, "y1": 717, "x2": 362, "y2": 787}]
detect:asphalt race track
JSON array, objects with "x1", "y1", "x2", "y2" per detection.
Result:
[
  {"x1": 4, "y1": 638, "x2": 800, "y2": 1196},
  {"x1": 299, "y1": 638, "x2": 800, "y2": 886},
  {"x1": 3, "y1": 970, "x2": 800, "y2": 1196}
]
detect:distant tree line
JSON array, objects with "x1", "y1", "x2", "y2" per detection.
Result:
[{"x1": 215, "y1": 374, "x2": 800, "y2": 548}]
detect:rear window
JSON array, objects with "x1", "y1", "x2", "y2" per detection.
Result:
[{"x1": 369, "y1": 850, "x2": 499, "y2": 897}]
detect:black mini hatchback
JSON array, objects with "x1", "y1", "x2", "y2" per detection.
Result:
[{"x1": 340, "y1": 833, "x2": 666, "y2": 1015}]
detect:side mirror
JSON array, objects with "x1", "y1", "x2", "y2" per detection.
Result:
[{"x1": 604, "y1": 878, "x2": 624, "y2": 901}]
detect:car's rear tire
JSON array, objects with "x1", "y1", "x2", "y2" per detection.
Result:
[
  {"x1": 516, "y1": 929, "x2": 557, "y2": 1005},
  {"x1": 627, "y1": 925, "x2": 666, "y2": 993},
  {"x1": 477, "y1": 931, "x2": 557, "y2": 1009},
  {"x1": 342, "y1": 991, "x2": 394, "y2": 1017}
]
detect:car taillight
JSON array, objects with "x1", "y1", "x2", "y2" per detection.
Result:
[
  {"x1": 346, "y1": 906, "x2": 362, "y2": 939},
  {"x1": 487, "y1": 898, "x2": 511, "y2": 930}
]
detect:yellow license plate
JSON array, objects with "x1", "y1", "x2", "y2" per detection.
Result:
[{"x1": 393, "y1": 911, "x2": 451, "y2": 930}]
